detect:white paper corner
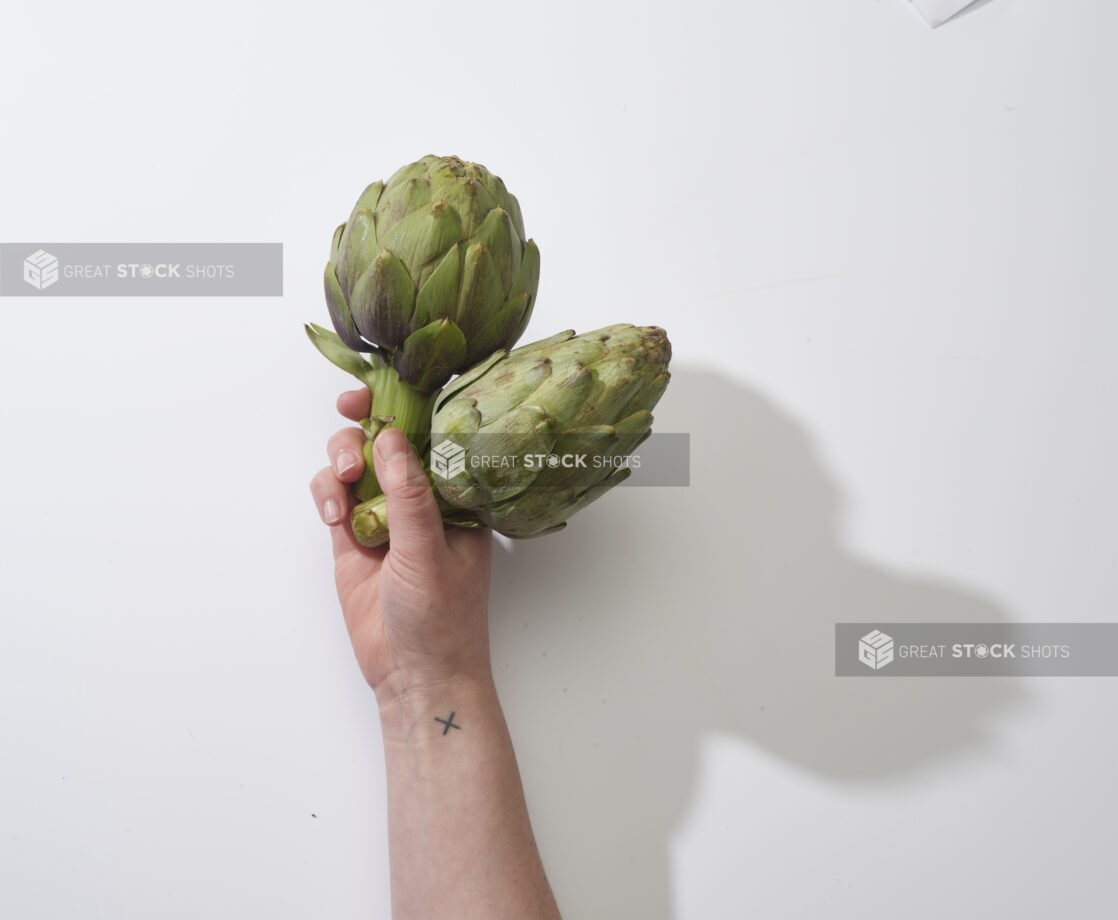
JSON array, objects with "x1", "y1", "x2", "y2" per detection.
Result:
[{"x1": 910, "y1": 0, "x2": 980, "y2": 27}]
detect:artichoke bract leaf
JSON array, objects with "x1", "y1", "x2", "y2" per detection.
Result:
[
  {"x1": 375, "y1": 176, "x2": 433, "y2": 238},
  {"x1": 539, "y1": 338, "x2": 608, "y2": 373},
  {"x1": 330, "y1": 223, "x2": 346, "y2": 264},
  {"x1": 509, "y1": 299, "x2": 535, "y2": 349},
  {"x1": 413, "y1": 243, "x2": 462, "y2": 328},
  {"x1": 468, "y1": 356, "x2": 552, "y2": 427},
  {"x1": 470, "y1": 208, "x2": 521, "y2": 294},
  {"x1": 508, "y1": 238, "x2": 540, "y2": 300},
  {"x1": 441, "y1": 174, "x2": 495, "y2": 238},
  {"x1": 608, "y1": 409, "x2": 655, "y2": 457},
  {"x1": 352, "y1": 250, "x2": 416, "y2": 349},
  {"x1": 475, "y1": 168, "x2": 505, "y2": 200},
  {"x1": 619, "y1": 371, "x2": 670, "y2": 420},
  {"x1": 480, "y1": 488, "x2": 576, "y2": 536},
  {"x1": 377, "y1": 200, "x2": 465, "y2": 282},
  {"x1": 391, "y1": 319, "x2": 468, "y2": 391},
  {"x1": 531, "y1": 425, "x2": 621, "y2": 492},
  {"x1": 323, "y1": 263, "x2": 367, "y2": 351},
  {"x1": 486, "y1": 176, "x2": 525, "y2": 241},
  {"x1": 557, "y1": 423, "x2": 621, "y2": 442},
  {"x1": 348, "y1": 180, "x2": 384, "y2": 223},
  {"x1": 464, "y1": 291, "x2": 529, "y2": 368},
  {"x1": 385, "y1": 158, "x2": 432, "y2": 189},
  {"x1": 610, "y1": 409, "x2": 654, "y2": 436},
  {"x1": 335, "y1": 209, "x2": 374, "y2": 294},
  {"x1": 560, "y1": 466, "x2": 633, "y2": 521},
  {"x1": 587, "y1": 464, "x2": 634, "y2": 498},
  {"x1": 350, "y1": 210, "x2": 384, "y2": 276},
  {"x1": 465, "y1": 404, "x2": 556, "y2": 502},
  {"x1": 456, "y1": 242, "x2": 506, "y2": 339},
  {"x1": 547, "y1": 425, "x2": 621, "y2": 464},
  {"x1": 508, "y1": 328, "x2": 575, "y2": 359},
  {"x1": 478, "y1": 403, "x2": 558, "y2": 460},
  {"x1": 521, "y1": 365, "x2": 594, "y2": 428},
  {"x1": 572, "y1": 371, "x2": 643, "y2": 430},
  {"x1": 412, "y1": 238, "x2": 459, "y2": 301},
  {"x1": 505, "y1": 195, "x2": 526, "y2": 244},
  {"x1": 434, "y1": 348, "x2": 507, "y2": 413},
  {"x1": 305, "y1": 323, "x2": 375, "y2": 384},
  {"x1": 434, "y1": 477, "x2": 491, "y2": 512},
  {"x1": 433, "y1": 397, "x2": 483, "y2": 439},
  {"x1": 505, "y1": 239, "x2": 540, "y2": 344},
  {"x1": 525, "y1": 466, "x2": 634, "y2": 533}
]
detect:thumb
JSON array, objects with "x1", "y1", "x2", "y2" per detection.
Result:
[{"x1": 373, "y1": 428, "x2": 446, "y2": 558}]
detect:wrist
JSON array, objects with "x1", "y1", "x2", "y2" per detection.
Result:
[{"x1": 375, "y1": 671, "x2": 499, "y2": 743}]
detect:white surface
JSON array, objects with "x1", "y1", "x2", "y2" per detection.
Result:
[{"x1": 1, "y1": 1, "x2": 1116, "y2": 918}]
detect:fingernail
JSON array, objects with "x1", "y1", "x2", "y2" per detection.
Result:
[
  {"x1": 374, "y1": 428, "x2": 408, "y2": 462},
  {"x1": 322, "y1": 499, "x2": 343, "y2": 524},
  {"x1": 335, "y1": 451, "x2": 358, "y2": 475}
]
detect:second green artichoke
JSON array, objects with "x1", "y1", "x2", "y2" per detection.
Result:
[{"x1": 351, "y1": 323, "x2": 672, "y2": 545}]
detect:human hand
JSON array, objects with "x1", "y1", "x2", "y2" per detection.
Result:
[{"x1": 309, "y1": 388, "x2": 494, "y2": 702}]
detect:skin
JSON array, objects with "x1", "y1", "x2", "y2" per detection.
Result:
[{"x1": 309, "y1": 388, "x2": 562, "y2": 920}]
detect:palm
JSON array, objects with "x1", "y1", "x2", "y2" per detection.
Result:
[{"x1": 330, "y1": 529, "x2": 395, "y2": 689}]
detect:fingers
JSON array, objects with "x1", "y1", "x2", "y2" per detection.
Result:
[
  {"x1": 326, "y1": 427, "x2": 365, "y2": 482},
  {"x1": 373, "y1": 428, "x2": 446, "y2": 562},
  {"x1": 309, "y1": 466, "x2": 348, "y2": 525},
  {"x1": 337, "y1": 388, "x2": 371, "y2": 422},
  {"x1": 310, "y1": 465, "x2": 387, "y2": 604}
]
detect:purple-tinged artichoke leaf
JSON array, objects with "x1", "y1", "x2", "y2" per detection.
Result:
[
  {"x1": 324, "y1": 263, "x2": 368, "y2": 351},
  {"x1": 351, "y1": 250, "x2": 416, "y2": 349},
  {"x1": 391, "y1": 318, "x2": 467, "y2": 391}
]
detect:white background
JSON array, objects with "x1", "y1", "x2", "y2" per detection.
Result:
[{"x1": 2, "y1": 1, "x2": 1116, "y2": 917}]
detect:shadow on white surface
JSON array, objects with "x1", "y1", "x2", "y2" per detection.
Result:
[{"x1": 487, "y1": 367, "x2": 1028, "y2": 918}]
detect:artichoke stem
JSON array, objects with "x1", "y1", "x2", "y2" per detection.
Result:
[
  {"x1": 351, "y1": 493, "x2": 391, "y2": 547},
  {"x1": 352, "y1": 485, "x2": 486, "y2": 547},
  {"x1": 353, "y1": 357, "x2": 439, "y2": 502}
]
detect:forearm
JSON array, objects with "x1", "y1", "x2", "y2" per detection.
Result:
[{"x1": 377, "y1": 675, "x2": 561, "y2": 920}]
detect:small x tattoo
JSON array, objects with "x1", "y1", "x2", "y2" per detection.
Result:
[{"x1": 435, "y1": 712, "x2": 461, "y2": 735}]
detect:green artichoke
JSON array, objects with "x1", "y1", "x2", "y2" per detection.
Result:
[
  {"x1": 351, "y1": 324, "x2": 671, "y2": 546},
  {"x1": 323, "y1": 155, "x2": 540, "y2": 392}
]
